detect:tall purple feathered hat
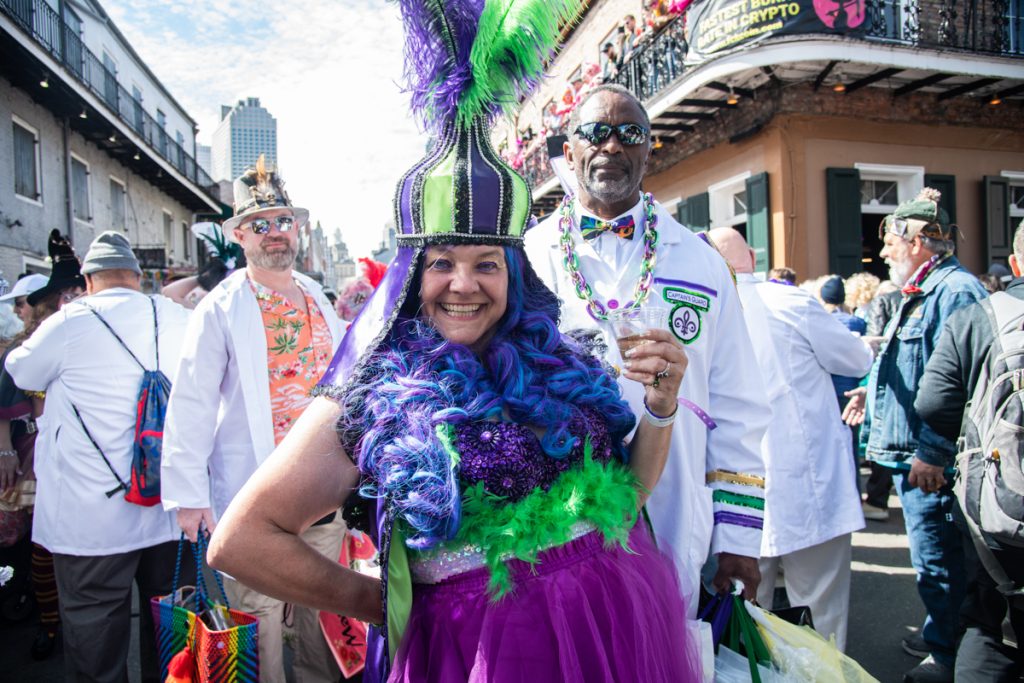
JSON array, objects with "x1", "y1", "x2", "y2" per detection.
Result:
[{"x1": 315, "y1": 0, "x2": 585, "y2": 399}]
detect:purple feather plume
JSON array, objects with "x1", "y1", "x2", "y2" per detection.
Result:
[{"x1": 396, "y1": 0, "x2": 485, "y2": 130}]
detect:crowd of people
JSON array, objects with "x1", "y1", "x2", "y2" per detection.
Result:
[{"x1": 1, "y1": 3, "x2": 1022, "y2": 683}]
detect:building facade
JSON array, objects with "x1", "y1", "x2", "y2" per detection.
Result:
[
  {"x1": 210, "y1": 97, "x2": 277, "y2": 183},
  {"x1": 1, "y1": 0, "x2": 219, "y2": 284},
  {"x1": 504, "y1": 0, "x2": 1024, "y2": 280}
]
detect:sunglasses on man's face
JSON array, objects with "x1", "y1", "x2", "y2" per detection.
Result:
[
  {"x1": 574, "y1": 122, "x2": 649, "y2": 146},
  {"x1": 247, "y1": 216, "x2": 296, "y2": 235}
]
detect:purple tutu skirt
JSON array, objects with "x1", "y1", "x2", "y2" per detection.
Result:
[{"x1": 389, "y1": 523, "x2": 702, "y2": 682}]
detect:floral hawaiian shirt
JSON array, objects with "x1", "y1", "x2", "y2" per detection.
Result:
[{"x1": 250, "y1": 279, "x2": 333, "y2": 445}]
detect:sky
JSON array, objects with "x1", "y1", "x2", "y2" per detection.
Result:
[{"x1": 104, "y1": 0, "x2": 427, "y2": 259}]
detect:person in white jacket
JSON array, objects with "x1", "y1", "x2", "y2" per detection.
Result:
[
  {"x1": 6, "y1": 231, "x2": 191, "y2": 682},
  {"x1": 161, "y1": 158, "x2": 344, "y2": 683},
  {"x1": 524, "y1": 85, "x2": 769, "y2": 618},
  {"x1": 711, "y1": 227, "x2": 874, "y2": 651}
]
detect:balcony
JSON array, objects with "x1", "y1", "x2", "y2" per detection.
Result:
[
  {"x1": 0, "y1": 0, "x2": 220, "y2": 210},
  {"x1": 519, "y1": 0, "x2": 1023, "y2": 203}
]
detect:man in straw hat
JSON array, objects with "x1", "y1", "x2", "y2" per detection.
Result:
[
  {"x1": 6, "y1": 231, "x2": 192, "y2": 682},
  {"x1": 161, "y1": 155, "x2": 344, "y2": 683},
  {"x1": 843, "y1": 188, "x2": 988, "y2": 682}
]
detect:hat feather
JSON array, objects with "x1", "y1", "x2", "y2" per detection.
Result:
[
  {"x1": 396, "y1": 0, "x2": 584, "y2": 130},
  {"x1": 463, "y1": 0, "x2": 585, "y2": 126},
  {"x1": 917, "y1": 187, "x2": 941, "y2": 203}
]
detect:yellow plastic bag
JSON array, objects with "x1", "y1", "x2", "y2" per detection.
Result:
[{"x1": 744, "y1": 602, "x2": 879, "y2": 683}]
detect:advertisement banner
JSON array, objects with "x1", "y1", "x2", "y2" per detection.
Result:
[{"x1": 685, "y1": 0, "x2": 866, "y2": 64}]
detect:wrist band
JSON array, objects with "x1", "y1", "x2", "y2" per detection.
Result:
[
  {"x1": 643, "y1": 398, "x2": 677, "y2": 428},
  {"x1": 0, "y1": 449, "x2": 17, "y2": 458}
]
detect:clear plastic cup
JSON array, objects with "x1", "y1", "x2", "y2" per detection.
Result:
[{"x1": 607, "y1": 306, "x2": 665, "y2": 358}]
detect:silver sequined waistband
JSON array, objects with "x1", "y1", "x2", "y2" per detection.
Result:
[{"x1": 408, "y1": 521, "x2": 598, "y2": 585}]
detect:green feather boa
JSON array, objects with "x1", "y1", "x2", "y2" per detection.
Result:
[{"x1": 440, "y1": 437, "x2": 640, "y2": 598}]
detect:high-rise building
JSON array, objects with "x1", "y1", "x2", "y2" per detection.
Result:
[
  {"x1": 196, "y1": 143, "x2": 212, "y2": 178},
  {"x1": 210, "y1": 97, "x2": 277, "y2": 181}
]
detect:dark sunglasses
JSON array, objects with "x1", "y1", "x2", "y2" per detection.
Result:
[
  {"x1": 574, "y1": 122, "x2": 649, "y2": 146},
  {"x1": 247, "y1": 215, "x2": 296, "y2": 235}
]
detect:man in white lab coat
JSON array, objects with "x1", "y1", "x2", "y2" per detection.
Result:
[
  {"x1": 6, "y1": 231, "x2": 191, "y2": 682},
  {"x1": 524, "y1": 85, "x2": 769, "y2": 616},
  {"x1": 161, "y1": 158, "x2": 344, "y2": 683},
  {"x1": 710, "y1": 227, "x2": 874, "y2": 650}
]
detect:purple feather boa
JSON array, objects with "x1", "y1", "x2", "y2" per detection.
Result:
[{"x1": 397, "y1": 0, "x2": 485, "y2": 130}]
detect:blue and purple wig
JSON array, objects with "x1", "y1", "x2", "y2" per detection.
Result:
[{"x1": 322, "y1": 247, "x2": 635, "y2": 550}]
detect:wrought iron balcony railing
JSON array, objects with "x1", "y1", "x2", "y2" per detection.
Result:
[
  {"x1": 2, "y1": 0, "x2": 219, "y2": 200},
  {"x1": 518, "y1": 0, "x2": 1021, "y2": 192}
]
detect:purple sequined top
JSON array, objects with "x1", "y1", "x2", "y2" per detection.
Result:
[{"x1": 453, "y1": 407, "x2": 615, "y2": 501}]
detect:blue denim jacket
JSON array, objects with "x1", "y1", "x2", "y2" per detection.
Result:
[{"x1": 864, "y1": 256, "x2": 987, "y2": 467}]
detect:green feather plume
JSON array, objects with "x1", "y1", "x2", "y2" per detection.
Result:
[{"x1": 460, "y1": 0, "x2": 586, "y2": 126}]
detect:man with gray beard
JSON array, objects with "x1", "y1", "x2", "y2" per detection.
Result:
[
  {"x1": 843, "y1": 188, "x2": 987, "y2": 683},
  {"x1": 161, "y1": 157, "x2": 345, "y2": 683}
]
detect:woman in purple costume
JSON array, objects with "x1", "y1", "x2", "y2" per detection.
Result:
[{"x1": 208, "y1": 0, "x2": 702, "y2": 680}]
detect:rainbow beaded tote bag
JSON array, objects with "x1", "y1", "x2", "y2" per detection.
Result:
[{"x1": 151, "y1": 533, "x2": 259, "y2": 682}]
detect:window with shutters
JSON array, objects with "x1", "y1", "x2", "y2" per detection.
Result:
[
  {"x1": 12, "y1": 117, "x2": 41, "y2": 202},
  {"x1": 163, "y1": 211, "x2": 174, "y2": 261},
  {"x1": 708, "y1": 172, "x2": 751, "y2": 236},
  {"x1": 109, "y1": 177, "x2": 126, "y2": 232},
  {"x1": 70, "y1": 155, "x2": 91, "y2": 222},
  {"x1": 851, "y1": 163, "x2": 924, "y2": 278},
  {"x1": 181, "y1": 221, "x2": 190, "y2": 261}
]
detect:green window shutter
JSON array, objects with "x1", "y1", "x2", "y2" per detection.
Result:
[
  {"x1": 826, "y1": 167, "x2": 862, "y2": 277},
  {"x1": 925, "y1": 173, "x2": 958, "y2": 250},
  {"x1": 686, "y1": 192, "x2": 710, "y2": 232},
  {"x1": 746, "y1": 172, "x2": 771, "y2": 274},
  {"x1": 983, "y1": 175, "x2": 1011, "y2": 264},
  {"x1": 676, "y1": 198, "x2": 688, "y2": 227},
  {"x1": 924, "y1": 174, "x2": 957, "y2": 224}
]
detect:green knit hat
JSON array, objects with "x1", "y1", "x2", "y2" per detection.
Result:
[{"x1": 879, "y1": 188, "x2": 955, "y2": 241}]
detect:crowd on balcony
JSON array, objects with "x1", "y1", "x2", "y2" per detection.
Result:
[{"x1": 499, "y1": 1, "x2": 690, "y2": 178}]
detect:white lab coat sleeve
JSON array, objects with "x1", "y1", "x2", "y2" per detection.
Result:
[
  {"x1": 160, "y1": 301, "x2": 230, "y2": 511},
  {"x1": 801, "y1": 299, "x2": 875, "y2": 378},
  {"x1": 706, "y1": 267, "x2": 770, "y2": 558},
  {"x1": 5, "y1": 308, "x2": 67, "y2": 391}
]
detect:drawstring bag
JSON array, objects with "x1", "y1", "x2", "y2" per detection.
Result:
[
  {"x1": 72, "y1": 297, "x2": 170, "y2": 506},
  {"x1": 151, "y1": 533, "x2": 259, "y2": 682}
]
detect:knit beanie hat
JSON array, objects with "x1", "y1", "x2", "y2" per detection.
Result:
[
  {"x1": 820, "y1": 275, "x2": 846, "y2": 305},
  {"x1": 82, "y1": 231, "x2": 142, "y2": 275}
]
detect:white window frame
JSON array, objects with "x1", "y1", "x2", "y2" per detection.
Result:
[
  {"x1": 1001, "y1": 170, "x2": 1024, "y2": 221},
  {"x1": 22, "y1": 255, "x2": 50, "y2": 276},
  {"x1": 181, "y1": 220, "x2": 190, "y2": 261},
  {"x1": 12, "y1": 115, "x2": 42, "y2": 205},
  {"x1": 70, "y1": 152, "x2": 92, "y2": 224},
  {"x1": 855, "y1": 163, "x2": 924, "y2": 215},
  {"x1": 109, "y1": 175, "x2": 126, "y2": 232},
  {"x1": 708, "y1": 171, "x2": 751, "y2": 229},
  {"x1": 162, "y1": 209, "x2": 174, "y2": 262}
]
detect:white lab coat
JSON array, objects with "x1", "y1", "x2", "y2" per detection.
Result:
[
  {"x1": 525, "y1": 201, "x2": 769, "y2": 605},
  {"x1": 5, "y1": 289, "x2": 190, "y2": 555},
  {"x1": 160, "y1": 270, "x2": 342, "y2": 519},
  {"x1": 735, "y1": 274, "x2": 873, "y2": 557}
]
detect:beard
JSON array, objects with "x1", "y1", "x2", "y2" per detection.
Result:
[
  {"x1": 887, "y1": 259, "x2": 913, "y2": 286},
  {"x1": 247, "y1": 240, "x2": 296, "y2": 271},
  {"x1": 580, "y1": 164, "x2": 638, "y2": 207}
]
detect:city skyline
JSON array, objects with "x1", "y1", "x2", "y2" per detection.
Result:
[{"x1": 103, "y1": 0, "x2": 426, "y2": 260}]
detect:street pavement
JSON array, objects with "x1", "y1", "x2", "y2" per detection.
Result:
[{"x1": 1, "y1": 487, "x2": 925, "y2": 683}]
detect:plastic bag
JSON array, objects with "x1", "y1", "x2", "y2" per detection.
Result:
[
  {"x1": 744, "y1": 601, "x2": 879, "y2": 683},
  {"x1": 715, "y1": 645, "x2": 790, "y2": 683}
]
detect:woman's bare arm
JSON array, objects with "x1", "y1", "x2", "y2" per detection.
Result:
[{"x1": 207, "y1": 396, "x2": 381, "y2": 623}]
